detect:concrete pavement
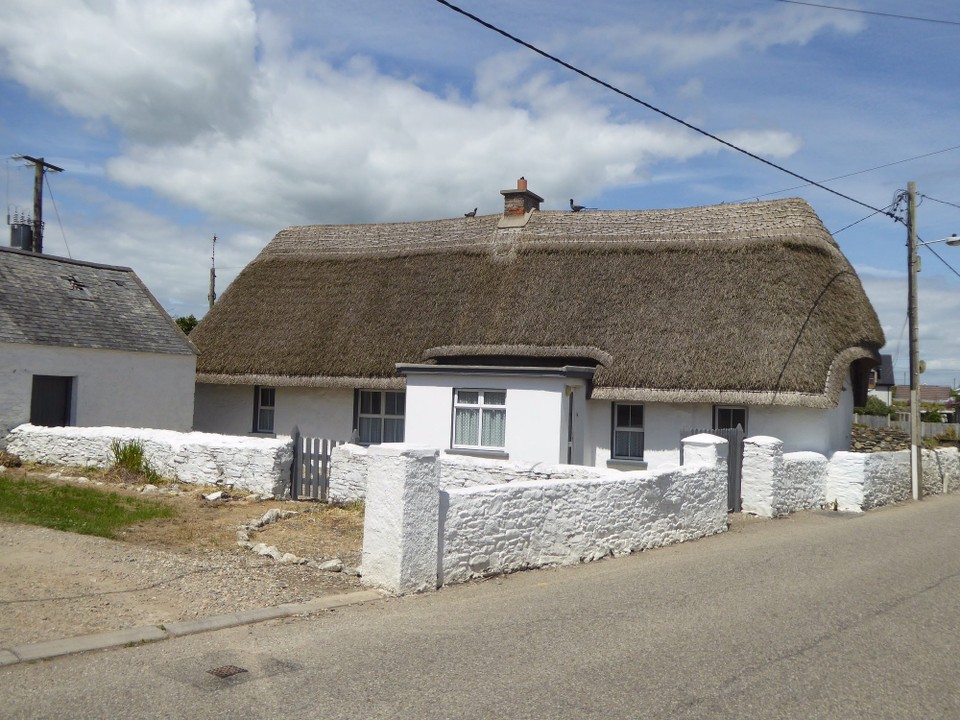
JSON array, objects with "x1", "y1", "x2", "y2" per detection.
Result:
[
  {"x1": 3, "y1": 495, "x2": 960, "y2": 719},
  {"x1": 0, "y1": 590, "x2": 384, "y2": 667}
]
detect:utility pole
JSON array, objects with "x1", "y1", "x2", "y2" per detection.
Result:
[
  {"x1": 13, "y1": 155, "x2": 64, "y2": 254},
  {"x1": 907, "y1": 181, "x2": 922, "y2": 501},
  {"x1": 208, "y1": 235, "x2": 217, "y2": 310}
]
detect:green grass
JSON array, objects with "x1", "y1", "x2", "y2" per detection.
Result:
[
  {"x1": 0, "y1": 474, "x2": 175, "y2": 538},
  {"x1": 110, "y1": 438, "x2": 161, "y2": 483}
]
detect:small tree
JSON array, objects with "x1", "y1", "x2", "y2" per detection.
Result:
[
  {"x1": 175, "y1": 314, "x2": 198, "y2": 335},
  {"x1": 921, "y1": 409, "x2": 943, "y2": 423}
]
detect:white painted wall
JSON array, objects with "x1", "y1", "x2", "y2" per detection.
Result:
[
  {"x1": 587, "y1": 372, "x2": 855, "y2": 470},
  {"x1": 358, "y1": 437, "x2": 729, "y2": 592},
  {"x1": 6, "y1": 424, "x2": 292, "y2": 495},
  {"x1": 742, "y1": 438, "x2": 959, "y2": 516},
  {"x1": 193, "y1": 383, "x2": 353, "y2": 440},
  {"x1": 0, "y1": 342, "x2": 195, "y2": 438},
  {"x1": 404, "y1": 373, "x2": 576, "y2": 464}
]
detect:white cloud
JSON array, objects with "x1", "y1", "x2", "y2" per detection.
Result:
[
  {"x1": 0, "y1": 0, "x2": 258, "y2": 143},
  {"x1": 858, "y1": 269, "x2": 960, "y2": 388},
  {"x1": 583, "y1": 3, "x2": 864, "y2": 69}
]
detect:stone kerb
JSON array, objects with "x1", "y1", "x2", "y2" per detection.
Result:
[
  {"x1": 360, "y1": 445, "x2": 441, "y2": 595},
  {"x1": 5, "y1": 424, "x2": 292, "y2": 495}
]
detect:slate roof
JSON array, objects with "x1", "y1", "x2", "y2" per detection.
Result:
[
  {"x1": 192, "y1": 196, "x2": 884, "y2": 408},
  {"x1": 0, "y1": 247, "x2": 196, "y2": 356},
  {"x1": 874, "y1": 354, "x2": 895, "y2": 387}
]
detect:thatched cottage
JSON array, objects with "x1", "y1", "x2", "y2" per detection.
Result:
[
  {"x1": 0, "y1": 247, "x2": 197, "y2": 439},
  {"x1": 191, "y1": 179, "x2": 883, "y2": 469}
]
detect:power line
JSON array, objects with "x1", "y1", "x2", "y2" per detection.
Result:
[
  {"x1": 920, "y1": 194, "x2": 960, "y2": 212},
  {"x1": 830, "y1": 203, "x2": 897, "y2": 236},
  {"x1": 775, "y1": 1, "x2": 960, "y2": 27},
  {"x1": 730, "y1": 144, "x2": 960, "y2": 204},
  {"x1": 433, "y1": 0, "x2": 897, "y2": 221},
  {"x1": 44, "y1": 173, "x2": 72, "y2": 259},
  {"x1": 919, "y1": 238, "x2": 960, "y2": 282}
]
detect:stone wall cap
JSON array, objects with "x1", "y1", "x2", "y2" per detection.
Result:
[
  {"x1": 745, "y1": 435, "x2": 784, "y2": 447},
  {"x1": 366, "y1": 443, "x2": 440, "y2": 459},
  {"x1": 682, "y1": 433, "x2": 728, "y2": 446}
]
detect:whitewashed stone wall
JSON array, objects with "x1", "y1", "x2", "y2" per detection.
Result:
[
  {"x1": 441, "y1": 461, "x2": 727, "y2": 585},
  {"x1": 329, "y1": 444, "x2": 370, "y2": 501},
  {"x1": 5, "y1": 424, "x2": 292, "y2": 496},
  {"x1": 778, "y1": 452, "x2": 828, "y2": 515},
  {"x1": 360, "y1": 436, "x2": 729, "y2": 593},
  {"x1": 742, "y1": 436, "x2": 960, "y2": 515},
  {"x1": 329, "y1": 444, "x2": 614, "y2": 502}
]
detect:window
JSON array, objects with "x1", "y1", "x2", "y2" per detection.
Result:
[
  {"x1": 254, "y1": 386, "x2": 275, "y2": 433},
  {"x1": 714, "y1": 406, "x2": 747, "y2": 434},
  {"x1": 453, "y1": 389, "x2": 506, "y2": 449},
  {"x1": 612, "y1": 403, "x2": 644, "y2": 460},
  {"x1": 357, "y1": 390, "x2": 405, "y2": 444}
]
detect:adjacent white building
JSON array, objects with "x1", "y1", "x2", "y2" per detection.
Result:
[
  {"x1": 191, "y1": 179, "x2": 883, "y2": 472},
  {"x1": 0, "y1": 247, "x2": 197, "y2": 439}
]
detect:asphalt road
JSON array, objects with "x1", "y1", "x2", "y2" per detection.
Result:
[{"x1": 4, "y1": 495, "x2": 960, "y2": 719}]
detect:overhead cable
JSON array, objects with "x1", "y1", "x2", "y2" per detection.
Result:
[
  {"x1": 775, "y1": 1, "x2": 960, "y2": 27},
  {"x1": 731, "y1": 144, "x2": 960, "y2": 204},
  {"x1": 434, "y1": 0, "x2": 897, "y2": 220}
]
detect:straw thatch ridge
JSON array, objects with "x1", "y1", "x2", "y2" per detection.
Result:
[{"x1": 192, "y1": 198, "x2": 883, "y2": 408}]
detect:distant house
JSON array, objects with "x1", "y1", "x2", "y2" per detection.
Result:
[
  {"x1": 892, "y1": 384, "x2": 957, "y2": 422},
  {"x1": 0, "y1": 247, "x2": 197, "y2": 439},
  {"x1": 867, "y1": 353, "x2": 895, "y2": 405},
  {"x1": 191, "y1": 179, "x2": 883, "y2": 468}
]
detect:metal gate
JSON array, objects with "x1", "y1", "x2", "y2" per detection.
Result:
[
  {"x1": 289, "y1": 426, "x2": 343, "y2": 500},
  {"x1": 680, "y1": 426, "x2": 744, "y2": 512}
]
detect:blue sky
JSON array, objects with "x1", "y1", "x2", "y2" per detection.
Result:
[{"x1": 1, "y1": 0, "x2": 958, "y2": 387}]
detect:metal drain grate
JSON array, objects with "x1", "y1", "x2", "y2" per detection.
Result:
[{"x1": 207, "y1": 665, "x2": 248, "y2": 679}]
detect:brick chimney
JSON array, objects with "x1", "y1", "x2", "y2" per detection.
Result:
[{"x1": 500, "y1": 177, "x2": 543, "y2": 217}]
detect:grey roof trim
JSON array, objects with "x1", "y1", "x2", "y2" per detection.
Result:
[
  {"x1": 397, "y1": 363, "x2": 597, "y2": 380},
  {"x1": 196, "y1": 373, "x2": 405, "y2": 389}
]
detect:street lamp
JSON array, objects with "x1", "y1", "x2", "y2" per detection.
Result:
[{"x1": 906, "y1": 180, "x2": 960, "y2": 501}]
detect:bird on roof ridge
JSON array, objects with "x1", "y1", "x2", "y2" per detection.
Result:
[
  {"x1": 464, "y1": 208, "x2": 477, "y2": 217},
  {"x1": 570, "y1": 199, "x2": 586, "y2": 212}
]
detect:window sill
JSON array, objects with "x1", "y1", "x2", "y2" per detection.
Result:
[
  {"x1": 446, "y1": 448, "x2": 510, "y2": 460},
  {"x1": 250, "y1": 431, "x2": 277, "y2": 438},
  {"x1": 606, "y1": 458, "x2": 648, "y2": 471}
]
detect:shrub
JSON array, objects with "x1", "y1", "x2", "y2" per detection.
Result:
[
  {"x1": 110, "y1": 439, "x2": 161, "y2": 483},
  {"x1": 921, "y1": 410, "x2": 943, "y2": 423},
  {"x1": 856, "y1": 396, "x2": 895, "y2": 418}
]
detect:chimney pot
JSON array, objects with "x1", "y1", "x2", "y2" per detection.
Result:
[{"x1": 500, "y1": 177, "x2": 543, "y2": 218}]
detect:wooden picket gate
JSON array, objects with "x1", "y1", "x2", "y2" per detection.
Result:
[{"x1": 289, "y1": 426, "x2": 343, "y2": 500}]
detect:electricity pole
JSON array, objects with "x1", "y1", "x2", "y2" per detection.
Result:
[
  {"x1": 13, "y1": 155, "x2": 64, "y2": 254},
  {"x1": 907, "y1": 181, "x2": 921, "y2": 500}
]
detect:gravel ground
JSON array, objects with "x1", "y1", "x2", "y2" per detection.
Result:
[
  {"x1": 0, "y1": 509, "x2": 363, "y2": 649},
  {"x1": 0, "y1": 465, "x2": 367, "y2": 649}
]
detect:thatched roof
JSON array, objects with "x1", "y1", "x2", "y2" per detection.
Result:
[
  {"x1": 0, "y1": 247, "x2": 196, "y2": 356},
  {"x1": 192, "y1": 198, "x2": 883, "y2": 408}
]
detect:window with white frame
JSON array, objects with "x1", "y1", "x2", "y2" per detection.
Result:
[
  {"x1": 453, "y1": 389, "x2": 506, "y2": 449},
  {"x1": 357, "y1": 390, "x2": 405, "y2": 444},
  {"x1": 254, "y1": 386, "x2": 275, "y2": 433},
  {"x1": 714, "y1": 405, "x2": 747, "y2": 434},
  {"x1": 612, "y1": 402, "x2": 644, "y2": 460}
]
